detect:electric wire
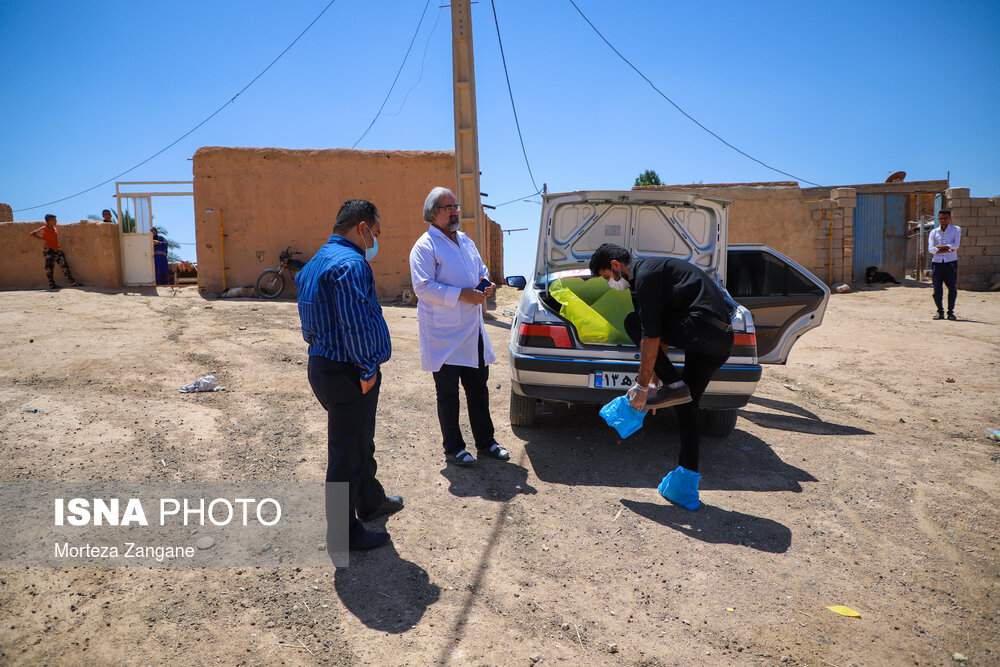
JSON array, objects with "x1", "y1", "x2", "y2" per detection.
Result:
[
  {"x1": 14, "y1": 0, "x2": 341, "y2": 213},
  {"x1": 352, "y1": 0, "x2": 433, "y2": 148},
  {"x1": 494, "y1": 188, "x2": 543, "y2": 208},
  {"x1": 384, "y1": 6, "x2": 445, "y2": 118},
  {"x1": 566, "y1": 0, "x2": 821, "y2": 188},
  {"x1": 490, "y1": 0, "x2": 540, "y2": 194}
]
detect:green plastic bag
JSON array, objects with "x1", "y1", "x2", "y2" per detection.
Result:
[{"x1": 548, "y1": 277, "x2": 634, "y2": 344}]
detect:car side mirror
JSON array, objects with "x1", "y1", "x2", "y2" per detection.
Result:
[{"x1": 505, "y1": 275, "x2": 527, "y2": 290}]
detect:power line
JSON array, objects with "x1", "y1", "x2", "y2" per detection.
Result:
[
  {"x1": 384, "y1": 6, "x2": 445, "y2": 118},
  {"x1": 490, "y1": 0, "x2": 539, "y2": 194},
  {"x1": 493, "y1": 188, "x2": 542, "y2": 208},
  {"x1": 352, "y1": 0, "x2": 433, "y2": 148},
  {"x1": 566, "y1": 0, "x2": 821, "y2": 188},
  {"x1": 13, "y1": 0, "x2": 341, "y2": 213}
]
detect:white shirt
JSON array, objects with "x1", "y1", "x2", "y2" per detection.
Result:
[
  {"x1": 409, "y1": 225, "x2": 496, "y2": 372},
  {"x1": 928, "y1": 224, "x2": 961, "y2": 263}
]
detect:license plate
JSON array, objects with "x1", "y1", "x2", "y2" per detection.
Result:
[{"x1": 590, "y1": 371, "x2": 640, "y2": 389}]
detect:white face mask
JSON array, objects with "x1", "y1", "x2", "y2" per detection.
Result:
[{"x1": 607, "y1": 276, "x2": 630, "y2": 291}]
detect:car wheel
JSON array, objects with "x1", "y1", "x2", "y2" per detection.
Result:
[
  {"x1": 699, "y1": 407, "x2": 737, "y2": 437},
  {"x1": 510, "y1": 390, "x2": 537, "y2": 426}
]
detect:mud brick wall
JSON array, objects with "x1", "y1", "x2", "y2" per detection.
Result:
[
  {"x1": 486, "y1": 213, "x2": 503, "y2": 282},
  {"x1": 0, "y1": 221, "x2": 124, "y2": 290},
  {"x1": 0, "y1": 203, "x2": 12, "y2": 223},
  {"x1": 944, "y1": 187, "x2": 1000, "y2": 290},
  {"x1": 192, "y1": 147, "x2": 502, "y2": 300}
]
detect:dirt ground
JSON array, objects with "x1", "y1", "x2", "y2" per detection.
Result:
[{"x1": 1, "y1": 279, "x2": 998, "y2": 666}]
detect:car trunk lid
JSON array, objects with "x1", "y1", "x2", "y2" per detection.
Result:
[{"x1": 535, "y1": 190, "x2": 731, "y2": 283}]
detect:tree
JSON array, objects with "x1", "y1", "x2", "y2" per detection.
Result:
[{"x1": 634, "y1": 169, "x2": 663, "y2": 187}]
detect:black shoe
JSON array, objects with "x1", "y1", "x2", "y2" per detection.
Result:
[
  {"x1": 933, "y1": 312, "x2": 945, "y2": 320},
  {"x1": 48, "y1": 285, "x2": 59, "y2": 291},
  {"x1": 447, "y1": 450, "x2": 476, "y2": 466},
  {"x1": 947, "y1": 312, "x2": 958, "y2": 321},
  {"x1": 646, "y1": 383, "x2": 693, "y2": 409},
  {"x1": 477, "y1": 442, "x2": 510, "y2": 461},
  {"x1": 359, "y1": 495, "x2": 404, "y2": 522},
  {"x1": 349, "y1": 528, "x2": 391, "y2": 551}
]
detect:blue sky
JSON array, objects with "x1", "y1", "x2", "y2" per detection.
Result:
[{"x1": 2, "y1": 0, "x2": 998, "y2": 278}]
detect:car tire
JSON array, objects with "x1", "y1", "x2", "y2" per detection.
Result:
[
  {"x1": 510, "y1": 390, "x2": 537, "y2": 426},
  {"x1": 699, "y1": 407, "x2": 737, "y2": 437}
]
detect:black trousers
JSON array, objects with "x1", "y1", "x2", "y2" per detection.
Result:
[
  {"x1": 432, "y1": 332, "x2": 495, "y2": 455},
  {"x1": 307, "y1": 356, "x2": 386, "y2": 539},
  {"x1": 625, "y1": 312, "x2": 733, "y2": 472},
  {"x1": 932, "y1": 260, "x2": 958, "y2": 314}
]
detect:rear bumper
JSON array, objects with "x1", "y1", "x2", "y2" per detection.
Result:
[{"x1": 509, "y1": 350, "x2": 761, "y2": 409}]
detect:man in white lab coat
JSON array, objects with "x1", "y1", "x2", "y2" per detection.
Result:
[{"x1": 409, "y1": 187, "x2": 510, "y2": 466}]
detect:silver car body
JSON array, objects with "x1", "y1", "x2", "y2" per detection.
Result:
[{"x1": 507, "y1": 190, "x2": 829, "y2": 431}]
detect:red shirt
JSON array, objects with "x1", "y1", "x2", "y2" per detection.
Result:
[{"x1": 40, "y1": 226, "x2": 60, "y2": 250}]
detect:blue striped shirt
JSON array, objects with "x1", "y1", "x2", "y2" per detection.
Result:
[{"x1": 295, "y1": 235, "x2": 391, "y2": 381}]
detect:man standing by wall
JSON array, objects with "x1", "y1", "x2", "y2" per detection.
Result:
[
  {"x1": 928, "y1": 209, "x2": 961, "y2": 320},
  {"x1": 296, "y1": 199, "x2": 403, "y2": 551},
  {"x1": 29, "y1": 214, "x2": 81, "y2": 290},
  {"x1": 409, "y1": 186, "x2": 510, "y2": 467},
  {"x1": 589, "y1": 243, "x2": 733, "y2": 511}
]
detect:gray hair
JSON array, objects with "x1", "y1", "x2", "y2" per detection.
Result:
[{"x1": 423, "y1": 186, "x2": 455, "y2": 223}]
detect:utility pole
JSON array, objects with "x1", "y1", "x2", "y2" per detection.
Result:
[{"x1": 451, "y1": 0, "x2": 486, "y2": 261}]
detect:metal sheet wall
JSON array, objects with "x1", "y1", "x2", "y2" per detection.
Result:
[{"x1": 853, "y1": 194, "x2": 907, "y2": 282}]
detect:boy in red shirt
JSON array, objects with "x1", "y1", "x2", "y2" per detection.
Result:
[{"x1": 29, "y1": 214, "x2": 81, "y2": 290}]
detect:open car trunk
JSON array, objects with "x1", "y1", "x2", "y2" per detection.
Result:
[{"x1": 539, "y1": 274, "x2": 635, "y2": 346}]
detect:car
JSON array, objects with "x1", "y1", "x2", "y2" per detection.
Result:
[{"x1": 506, "y1": 189, "x2": 829, "y2": 436}]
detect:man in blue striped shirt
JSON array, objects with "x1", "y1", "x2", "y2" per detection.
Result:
[{"x1": 296, "y1": 199, "x2": 401, "y2": 551}]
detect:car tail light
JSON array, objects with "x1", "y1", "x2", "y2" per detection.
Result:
[
  {"x1": 518, "y1": 323, "x2": 573, "y2": 349},
  {"x1": 730, "y1": 331, "x2": 757, "y2": 359}
]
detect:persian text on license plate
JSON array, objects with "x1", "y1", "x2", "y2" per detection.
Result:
[{"x1": 590, "y1": 371, "x2": 640, "y2": 389}]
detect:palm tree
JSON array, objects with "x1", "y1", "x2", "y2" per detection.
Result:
[{"x1": 87, "y1": 210, "x2": 135, "y2": 233}]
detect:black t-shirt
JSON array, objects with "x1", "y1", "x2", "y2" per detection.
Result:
[{"x1": 629, "y1": 257, "x2": 730, "y2": 340}]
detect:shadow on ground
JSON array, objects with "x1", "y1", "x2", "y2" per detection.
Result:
[
  {"x1": 740, "y1": 396, "x2": 874, "y2": 435},
  {"x1": 514, "y1": 404, "x2": 817, "y2": 492},
  {"x1": 439, "y1": 459, "x2": 537, "y2": 500},
  {"x1": 333, "y1": 543, "x2": 440, "y2": 633},
  {"x1": 621, "y1": 499, "x2": 792, "y2": 553}
]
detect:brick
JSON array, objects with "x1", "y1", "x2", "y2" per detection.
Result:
[
  {"x1": 947, "y1": 198, "x2": 969, "y2": 209},
  {"x1": 952, "y1": 207, "x2": 972, "y2": 217},
  {"x1": 830, "y1": 187, "x2": 856, "y2": 199},
  {"x1": 979, "y1": 207, "x2": 1000, "y2": 217},
  {"x1": 946, "y1": 187, "x2": 971, "y2": 199},
  {"x1": 970, "y1": 197, "x2": 990, "y2": 206}
]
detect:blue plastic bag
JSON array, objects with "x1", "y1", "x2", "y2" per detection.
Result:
[{"x1": 599, "y1": 395, "x2": 646, "y2": 439}]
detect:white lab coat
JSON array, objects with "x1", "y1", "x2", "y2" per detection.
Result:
[{"x1": 409, "y1": 225, "x2": 496, "y2": 372}]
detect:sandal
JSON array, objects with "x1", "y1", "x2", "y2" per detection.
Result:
[
  {"x1": 447, "y1": 450, "x2": 476, "y2": 466},
  {"x1": 69, "y1": 281, "x2": 82, "y2": 287},
  {"x1": 478, "y1": 442, "x2": 510, "y2": 461}
]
